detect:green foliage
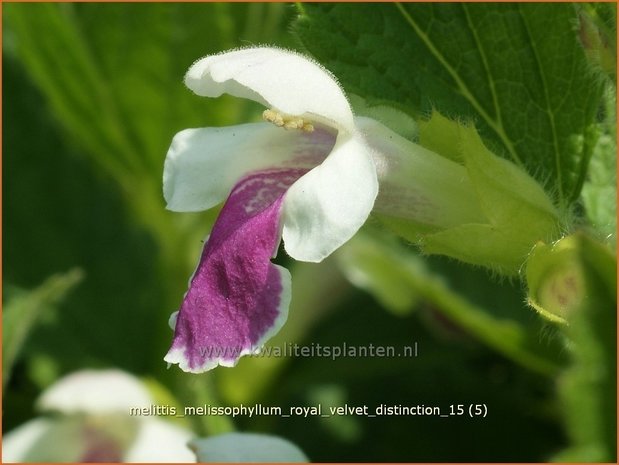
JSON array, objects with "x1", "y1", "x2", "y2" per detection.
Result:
[
  {"x1": 3, "y1": 0, "x2": 292, "y2": 433},
  {"x1": 294, "y1": 3, "x2": 604, "y2": 207},
  {"x1": 267, "y1": 287, "x2": 564, "y2": 462},
  {"x1": 5, "y1": 3, "x2": 289, "y2": 180},
  {"x1": 295, "y1": 4, "x2": 615, "y2": 460},
  {"x1": 336, "y1": 235, "x2": 420, "y2": 315},
  {"x1": 4, "y1": 3, "x2": 285, "y2": 242},
  {"x1": 581, "y1": 85, "x2": 617, "y2": 245},
  {"x1": 3, "y1": 270, "x2": 83, "y2": 389},
  {"x1": 576, "y1": 3, "x2": 617, "y2": 80},
  {"x1": 337, "y1": 232, "x2": 564, "y2": 375},
  {"x1": 551, "y1": 235, "x2": 617, "y2": 461},
  {"x1": 526, "y1": 233, "x2": 616, "y2": 324},
  {"x1": 3, "y1": 53, "x2": 171, "y2": 379}
]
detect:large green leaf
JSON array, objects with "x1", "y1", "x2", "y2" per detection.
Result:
[{"x1": 294, "y1": 3, "x2": 605, "y2": 206}]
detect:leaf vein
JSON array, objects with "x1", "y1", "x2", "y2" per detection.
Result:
[
  {"x1": 395, "y1": 2, "x2": 524, "y2": 168},
  {"x1": 518, "y1": 6, "x2": 564, "y2": 204}
]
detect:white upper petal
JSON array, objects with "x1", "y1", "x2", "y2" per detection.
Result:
[
  {"x1": 164, "y1": 123, "x2": 335, "y2": 212},
  {"x1": 185, "y1": 47, "x2": 354, "y2": 132},
  {"x1": 282, "y1": 132, "x2": 378, "y2": 262},
  {"x1": 37, "y1": 369, "x2": 152, "y2": 414}
]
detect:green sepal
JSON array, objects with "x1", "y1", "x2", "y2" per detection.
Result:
[
  {"x1": 377, "y1": 112, "x2": 562, "y2": 275},
  {"x1": 526, "y1": 233, "x2": 616, "y2": 324}
]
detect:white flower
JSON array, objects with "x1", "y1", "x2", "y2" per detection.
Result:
[
  {"x1": 165, "y1": 47, "x2": 378, "y2": 261},
  {"x1": 3, "y1": 370, "x2": 195, "y2": 463},
  {"x1": 163, "y1": 46, "x2": 563, "y2": 375},
  {"x1": 163, "y1": 47, "x2": 379, "y2": 373}
]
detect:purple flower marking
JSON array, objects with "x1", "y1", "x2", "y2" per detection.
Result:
[{"x1": 165, "y1": 169, "x2": 307, "y2": 372}]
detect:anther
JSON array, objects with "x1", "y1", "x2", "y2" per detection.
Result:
[{"x1": 262, "y1": 109, "x2": 314, "y2": 132}]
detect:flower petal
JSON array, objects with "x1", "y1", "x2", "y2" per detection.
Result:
[
  {"x1": 282, "y1": 132, "x2": 378, "y2": 262},
  {"x1": 3, "y1": 417, "x2": 111, "y2": 463},
  {"x1": 356, "y1": 116, "x2": 486, "y2": 228},
  {"x1": 124, "y1": 418, "x2": 195, "y2": 463},
  {"x1": 37, "y1": 369, "x2": 152, "y2": 414},
  {"x1": 164, "y1": 123, "x2": 335, "y2": 212},
  {"x1": 190, "y1": 433, "x2": 308, "y2": 463},
  {"x1": 185, "y1": 47, "x2": 354, "y2": 132},
  {"x1": 165, "y1": 168, "x2": 307, "y2": 373},
  {"x1": 3, "y1": 418, "x2": 53, "y2": 463}
]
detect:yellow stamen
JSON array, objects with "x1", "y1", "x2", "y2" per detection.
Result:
[{"x1": 262, "y1": 109, "x2": 314, "y2": 132}]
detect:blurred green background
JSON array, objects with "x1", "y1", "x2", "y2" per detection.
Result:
[{"x1": 3, "y1": 3, "x2": 615, "y2": 462}]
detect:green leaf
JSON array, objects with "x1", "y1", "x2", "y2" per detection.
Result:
[
  {"x1": 4, "y1": 3, "x2": 291, "y2": 224},
  {"x1": 576, "y1": 3, "x2": 617, "y2": 80},
  {"x1": 294, "y1": 3, "x2": 605, "y2": 206},
  {"x1": 3, "y1": 269, "x2": 83, "y2": 389},
  {"x1": 581, "y1": 85, "x2": 617, "y2": 245}
]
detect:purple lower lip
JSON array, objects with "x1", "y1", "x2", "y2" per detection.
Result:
[{"x1": 166, "y1": 168, "x2": 307, "y2": 372}]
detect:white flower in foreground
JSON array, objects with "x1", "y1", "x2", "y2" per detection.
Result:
[
  {"x1": 3, "y1": 370, "x2": 195, "y2": 463},
  {"x1": 190, "y1": 432, "x2": 308, "y2": 462},
  {"x1": 164, "y1": 47, "x2": 379, "y2": 373}
]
